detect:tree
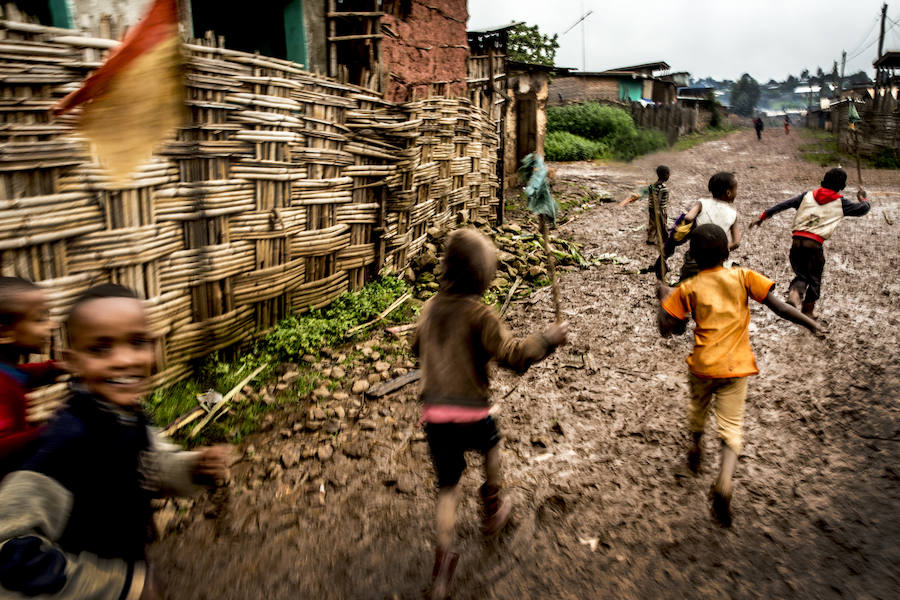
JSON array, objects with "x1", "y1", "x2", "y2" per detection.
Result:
[
  {"x1": 730, "y1": 73, "x2": 761, "y2": 117},
  {"x1": 507, "y1": 24, "x2": 559, "y2": 66},
  {"x1": 800, "y1": 68, "x2": 810, "y2": 80}
]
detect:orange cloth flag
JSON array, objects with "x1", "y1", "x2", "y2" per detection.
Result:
[{"x1": 53, "y1": 0, "x2": 185, "y2": 180}]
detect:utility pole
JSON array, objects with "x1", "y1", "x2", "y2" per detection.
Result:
[
  {"x1": 839, "y1": 50, "x2": 846, "y2": 97},
  {"x1": 877, "y1": 3, "x2": 888, "y2": 102},
  {"x1": 563, "y1": 9, "x2": 593, "y2": 71}
]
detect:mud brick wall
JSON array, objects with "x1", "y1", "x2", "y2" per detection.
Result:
[
  {"x1": 0, "y1": 20, "x2": 499, "y2": 417},
  {"x1": 380, "y1": 0, "x2": 469, "y2": 103},
  {"x1": 547, "y1": 76, "x2": 620, "y2": 107}
]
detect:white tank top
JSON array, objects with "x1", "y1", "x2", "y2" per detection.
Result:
[{"x1": 695, "y1": 198, "x2": 737, "y2": 245}]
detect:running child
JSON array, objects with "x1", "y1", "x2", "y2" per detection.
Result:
[
  {"x1": 413, "y1": 229, "x2": 568, "y2": 600},
  {"x1": 657, "y1": 224, "x2": 821, "y2": 526},
  {"x1": 750, "y1": 167, "x2": 870, "y2": 317},
  {"x1": 647, "y1": 171, "x2": 742, "y2": 282},
  {"x1": 0, "y1": 284, "x2": 232, "y2": 599},
  {"x1": 620, "y1": 165, "x2": 671, "y2": 245},
  {"x1": 0, "y1": 277, "x2": 65, "y2": 477}
]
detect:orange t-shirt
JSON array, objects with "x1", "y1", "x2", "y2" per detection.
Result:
[{"x1": 662, "y1": 267, "x2": 775, "y2": 378}]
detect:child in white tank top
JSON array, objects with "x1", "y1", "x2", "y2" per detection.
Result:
[{"x1": 678, "y1": 172, "x2": 741, "y2": 282}]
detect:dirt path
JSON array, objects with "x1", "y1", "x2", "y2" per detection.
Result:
[{"x1": 151, "y1": 129, "x2": 900, "y2": 599}]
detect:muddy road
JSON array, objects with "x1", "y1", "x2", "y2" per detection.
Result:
[{"x1": 152, "y1": 129, "x2": 900, "y2": 599}]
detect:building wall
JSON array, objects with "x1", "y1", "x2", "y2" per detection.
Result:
[
  {"x1": 504, "y1": 71, "x2": 550, "y2": 189},
  {"x1": 70, "y1": 0, "x2": 160, "y2": 38},
  {"x1": 380, "y1": 0, "x2": 469, "y2": 102},
  {"x1": 548, "y1": 76, "x2": 620, "y2": 106},
  {"x1": 303, "y1": 0, "x2": 327, "y2": 74}
]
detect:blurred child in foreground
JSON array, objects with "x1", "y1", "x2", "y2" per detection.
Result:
[
  {"x1": 657, "y1": 224, "x2": 821, "y2": 526},
  {"x1": 0, "y1": 277, "x2": 65, "y2": 478},
  {"x1": 0, "y1": 284, "x2": 232, "y2": 600},
  {"x1": 413, "y1": 229, "x2": 568, "y2": 599}
]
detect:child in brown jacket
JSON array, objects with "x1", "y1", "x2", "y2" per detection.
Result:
[{"x1": 413, "y1": 229, "x2": 568, "y2": 600}]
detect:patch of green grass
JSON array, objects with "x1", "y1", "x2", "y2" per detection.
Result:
[
  {"x1": 798, "y1": 129, "x2": 843, "y2": 166},
  {"x1": 673, "y1": 126, "x2": 737, "y2": 151},
  {"x1": 146, "y1": 276, "x2": 412, "y2": 446}
]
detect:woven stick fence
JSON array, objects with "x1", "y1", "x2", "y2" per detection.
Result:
[{"x1": 0, "y1": 20, "x2": 500, "y2": 419}]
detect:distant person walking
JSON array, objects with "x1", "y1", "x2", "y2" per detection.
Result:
[
  {"x1": 784, "y1": 114, "x2": 791, "y2": 135},
  {"x1": 754, "y1": 117, "x2": 763, "y2": 140}
]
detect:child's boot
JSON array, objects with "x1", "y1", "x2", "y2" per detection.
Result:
[
  {"x1": 687, "y1": 432, "x2": 703, "y2": 474},
  {"x1": 480, "y1": 483, "x2": 512, "y2": 536},
  {"x1": 431, "y1": 547, "x2": 459, "y2": 600}
]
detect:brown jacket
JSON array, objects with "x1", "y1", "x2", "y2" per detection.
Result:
[{"x1": 413, "y1": 293, "x2": 553, "y2": 408}]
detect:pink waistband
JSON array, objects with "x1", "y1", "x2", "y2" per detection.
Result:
[{"x1": 421, "y1": 404, "x2": 491, "y2": 424}]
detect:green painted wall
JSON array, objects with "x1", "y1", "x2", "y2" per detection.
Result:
[
  {"x1": 619, "y1": 79, "x2": 642, "y2": 102},
  {"x1": 48, "y1": 0, "x2": 73, "y2": 28},
  {"x1": 283, "y1": 0, "x2": 307, "y2": 68}
]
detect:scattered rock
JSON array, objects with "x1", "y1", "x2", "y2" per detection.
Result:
[
  {"x1": 396, "y1": 473, "x2": 416, "y2": 494},
  {"x1": 266, "y1": 462, "x2": 284, "y2": 481},
  {"x1": 313, "y1": 387, "x2": 330, "y2": 400},
  {"x1": 331, "y1": 366, "x2": 346, "y2": 379},
  {"x1": 351, "y1": 379, "x2": 370, "y2": 394},
  {"x1": 302, "y1": 354, "x2": 316, "y2": 364},
  {"x1": 282, "y1": 370, "x2": 300, "y2": 383},
  {"x1": 317, "y1": 445, "x2": 334, "y2": 461},
  {"x1": 531, "y1": 434, "x2": 551, "y2": 448},
  {"x1": 551, "y1": 422, "x2": 565, "y2": 436},
  {"x1": 342, "y1": 438, "x2": 372, "y2": 459},
  {"x1": 358, "y1": 418, "x2": 377, "y2": 431},
  {"x1": 281, "y1": 447, "x2": 301, "y2": 468},
  {"x1": 324, "y1": 419, "x2": 342, "y2": 434},
  {"x1": 279, "y1": 428, "x2": 292, "y2": 439},
  {"x1": 374, "y1": 361, "x2": 390, "y2": 373},
  {"x1": 333, "y1": 406, "x2": 346, "y2": 419},
  {"x1": 367, "y1": 373, "x2": 382, "y2": 385},
  {"x1": 332, "y1": 391, "x2": 349, "y2": 402}
]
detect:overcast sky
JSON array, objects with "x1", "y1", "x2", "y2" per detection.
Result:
[{"x1": 468, "y1": 0, "x2": 897, "y2": 81}]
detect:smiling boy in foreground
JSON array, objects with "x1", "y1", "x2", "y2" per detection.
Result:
[{"x1": 0, "y1": 284, "x2": 231, "y2": 600}]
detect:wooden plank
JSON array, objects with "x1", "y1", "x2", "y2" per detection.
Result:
[{"x1": 366, "y1": 369, "x2": 421, "y2": 399}]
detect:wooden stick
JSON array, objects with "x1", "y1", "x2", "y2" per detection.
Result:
[
  {"x1": 649, "y1": 188, "x2": 667, "y2": 279},
  {"x1": 346, "y1": 291, "x2": 411, "y2": 335},
  {"x1": 499, "y1": 276, "x2": 522, "y2": 317},
  {"x1": 188, "y1": 363, "x2": 269, "y2": 439},
  {"x1": 538, "y1": 215, "x2": 561, "y2": 322},
  {"x1": 852, "y1": 128, "x2": 864, "y2": 188}
]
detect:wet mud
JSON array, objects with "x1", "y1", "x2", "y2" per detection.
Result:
[{"x1": 151, "y1": 129, "x2": 900, "y2": 599}]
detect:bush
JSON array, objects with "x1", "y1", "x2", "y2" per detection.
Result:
[
  {"x1": 547, "y1": 102, "x2": 635, "y2": 140},
  {"x1": 544, "y1": 130, "x2": 603, "y2": 161},
  {"x1": 609, "y1": 128, "x2": 667, "y2": 161},
  {"x1": 545, "y1": 102, "x2": 667, "y2": 161},
  {"x1": 872, "y1": 148, "x2": 900, "y2": 169}
]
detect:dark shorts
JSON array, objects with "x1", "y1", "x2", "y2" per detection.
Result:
[
  {"x1": 789, "y1": 237, "x2": 825, "y2": 302},
  {"x1": 425, "y1": 416, "x2": 501, "y2": 488}
]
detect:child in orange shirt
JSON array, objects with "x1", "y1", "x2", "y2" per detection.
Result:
[{"x1": 657, "y1": 224, "x2": 821, "y2": 526}]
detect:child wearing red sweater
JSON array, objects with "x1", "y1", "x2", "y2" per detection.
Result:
[{"x1": 0, "y1": 277, "x2": 63, "y2": 477}]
